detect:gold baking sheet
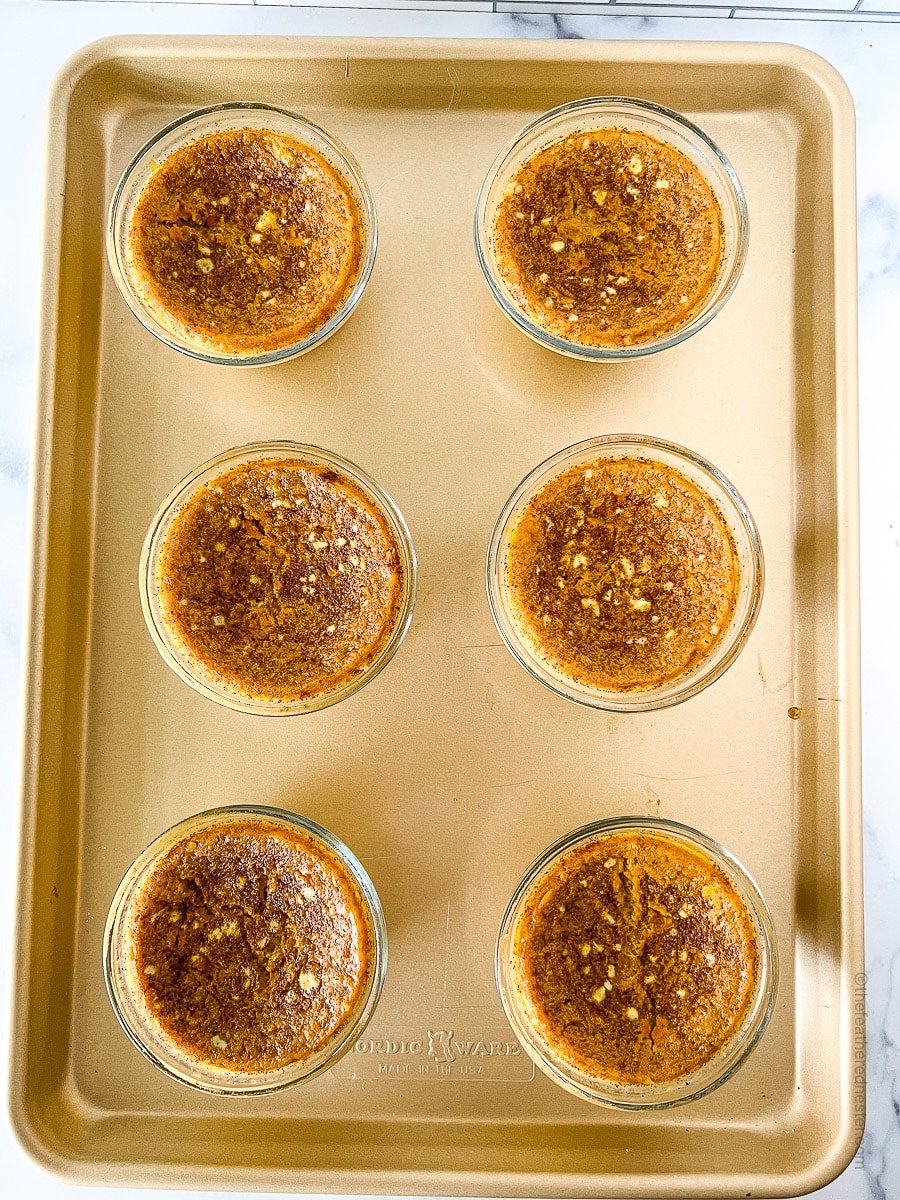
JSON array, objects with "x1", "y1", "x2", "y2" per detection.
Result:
[{"x1": 10, "y1": 37, "x2": 862, "y2": 1198}]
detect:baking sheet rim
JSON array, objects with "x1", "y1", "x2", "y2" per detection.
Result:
[{"x1": 8, "y1": 34, "x2": 863, "y2": 1198}]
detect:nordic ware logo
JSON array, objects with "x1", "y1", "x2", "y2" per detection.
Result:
[
  {"x1": 346, "y1": 1027, "x2": 534, "y2": 1081},
  {"x1": 427, "y1": 1029, "x2": 455, "y2": 1065}
]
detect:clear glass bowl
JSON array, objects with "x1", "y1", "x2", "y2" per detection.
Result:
[
  {"x1": 104, "y1": 805, "x2": 387, "y2": 1095},
  {"x1": 474, "y1": 96, "x2": 748, "y2": 361},
  {"x1": 140, "y1": 442, "x2": 417, "y2": 715},
  {"x1": 486, "y1": 434, "x2": 763, "y2": 712},
  {"x1": 107, "y1": 103, "x2": 377, "y2": 366},
  {"x1": 496, "y1": 816, "x2": 777, "y2": 1110}
]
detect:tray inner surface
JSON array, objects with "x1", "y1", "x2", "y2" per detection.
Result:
[{"x1": 14, "y1": 40, "x2": 860, "y2": 1198}]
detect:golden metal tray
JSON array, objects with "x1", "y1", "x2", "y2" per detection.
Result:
[{"x1": 11, "y1": 36, "x2": 862, "y2": 1197}]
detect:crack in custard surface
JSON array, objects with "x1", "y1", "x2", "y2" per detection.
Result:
[
  {"x1": 492, "y1": 128, "x2": 724, "y2": 348},
  {"x1": 504, "y1": 457, "x2": 739, "y2": 692},
  {"x1": 127, "y1": 128, "x2": 363, "y2": 354},
  {"x1": 127, "y1": 819, "x2": 372, "y2": 1073},
  {"x1": 513, "y1": 833, "x2": 759, "y2": 1085},
  {"x1": 157, "y1": 458, "x2": 404, "y2": 702}
]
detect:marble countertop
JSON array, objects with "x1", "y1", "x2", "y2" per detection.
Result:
[{"x1": 1, "y1": 3, "x2": 895, "y2": 1198}]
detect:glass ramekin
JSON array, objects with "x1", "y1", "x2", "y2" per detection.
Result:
[
  {"x1": 107, "y1": 103, "x2": 377, "y2": 366},
  {"x1": 474, "y1": 97, "x2": 748, "y2": 361},
  {"x1": 104, "y1": 805, "x2": 387, "y2": 1095},
  {"x1": 140, "y1": 441, "x2": 417, "y2": 715},
  {"x1": 497, "y1": 816, "x2": 777, "y2": 1110},
  {"x1": 486, "y1": 434, "x2": 763, "y2": 712}
]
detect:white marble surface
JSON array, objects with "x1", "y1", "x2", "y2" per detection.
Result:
[{"x1": 0, "y1": 2, "x2": 896, "y2": 1198}]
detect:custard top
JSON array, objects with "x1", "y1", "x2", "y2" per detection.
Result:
[
  {"x1": 157, "y1": 458, "x2": 405, "y2": 703},
  {"x1": 128, "y1": 818, "x2": 373, "y2": 1073},
  {"x1": 492, "y1": 127, "x2": 724, "y2": 348},
  {"x1": 127, "y1": 127, "x2": 363, "y2": 354},
  {"x1": 504, "y1": 456, "x2": 740, "y2": 693},
  {"x1": 513, "y1": 831, "x2": 759, "y2": 1085}
]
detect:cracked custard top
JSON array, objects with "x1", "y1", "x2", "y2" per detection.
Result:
[
  {"x1": 156, "y1": 458, "x2": 405, "y2": 703},
  {"x1": 127, "y1": 127, "x2": 363, "y2": 354},
  {"x1": 513, "y1": 831, "x2": 759, "y2": 1086},
  {"x1": 491, "y1": 127, "x2": 724, "y2": 348},
  {"x1": 504, "y1": 456, "x2": 739, "y2": 693},
  {"x1": 126, "y1": 818, "x2": 373, "y2": 1073}
]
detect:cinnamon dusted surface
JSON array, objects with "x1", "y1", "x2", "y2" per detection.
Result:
[
  {"x1": 492, "y1": 128, "x2": 724, "y2": 348},
  {"x1": 157, "y1": 458, "x2": 404, "y2": 702},
  {"x1": 128, "y1": 127, "x2": 362, "y2": 354},
  {"x1": 128, "y1": 819, "x2": 372, "y2": 1073},
  {"x1": 514, "y1": 832, "x2": 759, "y2": 1086},
  {"x1": 505, "y1": 457, "x2": 739, "y2": 692}
]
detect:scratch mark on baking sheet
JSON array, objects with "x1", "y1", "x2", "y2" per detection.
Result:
[
  {"x1": 329, "y1": 352, "x2": 343, "y2": 422},
  {"x1": 636, "y1": 770, "x2": 746, "y2": 783},
  {"x1": 489, "y1": 779, "x2": 538, "y2": 790},
  {"x1": 643, "y1": 781, "x2": 662, "y2": 813},
  {"x1": 446, "y1": 67, "x2": 461, "y2": 112},
  {"x1": 441, "y1": 901, "x2": 452, "y2": 1008},
  {"x1": 757, "y1": 652, "x2": 790, "y2": 695},
  {"x1": 375, "y1": 169, "x2": 407, "y2": 197},
  {"x1": 757, "y1": 652, "x2": 767, "y2": 690}
]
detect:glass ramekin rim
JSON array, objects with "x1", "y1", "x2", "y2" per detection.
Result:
[
  {"x1": 473, "y1": 95, "x2": 749, "y2": 362},
  {"x1": 106, "y1": 101, "x2": 378, "y2": 367},
  {"x1": 139, "y1": 440, "x2": 417, "y2": 716},
  {"x1": 485, "y1": 433, "x2": 765, "y2": 713},
  {"x1": 495, "y1": 814, "x2": 778, "y2": 1110},
  {"x1": 103, "y1": 803, "x2": 388, "y2": 1096}
]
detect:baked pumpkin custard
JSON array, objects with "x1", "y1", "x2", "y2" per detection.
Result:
[
  {"x1": 125, "y1": 816, "x2": 375, "y2": 1074},
  {"x1": 105, "y1": 808, "x2": 386, "y2": 1090},
  {"x1": 126, "y1": 126, "x2": 364, "y2": 355},
  {"x1": 511, "y1": 830, "x2": 758, "y2": 1085},
  {"x1": 503, "y1": 455, "x2": 740, "y2": 693},
  {"x1": 491, "y1": 126, "x2": 725, "y2": 349},
  {"x1": 151, "y1": 454, "x2": 408, "y2": 705}
]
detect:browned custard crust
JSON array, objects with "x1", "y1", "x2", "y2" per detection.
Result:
[
  {"x1": 158, "y1": 458, "x2": 404, "y2": 702},
  {"x1": 129, "y1": 819, "x2": 372, "y2": 1073},
  {"x1": 128, "y1": 128, "x2": 363, "y2": 354},
  {"x1": 505, "y1": 457, "x2": 739, "y2": 692},
  {"x1": 514, "y1": 832, "x2": 759, "y2": 1085},
  {"x1": 493, "y1": 128, "x2": 724, "y2": 348}
]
